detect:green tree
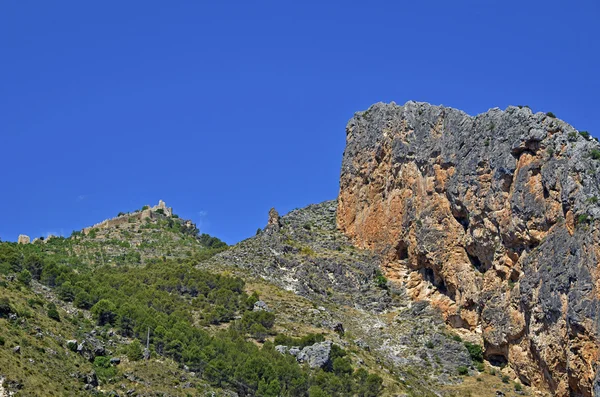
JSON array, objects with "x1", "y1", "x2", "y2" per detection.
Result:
[
  {"x1": 127, "y1": 339, "x2": 144, "y2": 361},
  {"x1": 17, "y1": 269, "x2": 32, "y2": 286},
  {"x1": 91, "y1": 299, "x2": 117, "y2": 326},
  {"x1": 74, "y1": 290, "x2": 93, "y2": 309}
]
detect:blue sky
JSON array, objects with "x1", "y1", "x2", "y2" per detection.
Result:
[{"x1": 1, "y1": 1, "x2": 598, "y2": 244}]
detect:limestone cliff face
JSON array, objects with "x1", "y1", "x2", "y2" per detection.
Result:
[{"x1": 337, "y1": 101, "x2": 600, "y2": 396}]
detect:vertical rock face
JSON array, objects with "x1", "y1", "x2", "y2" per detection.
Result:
[
  {"x1": 337, "y1": 101, "x2": 600, "y2": 396},
  {"x1": 17, "y1": 235, "x2": 30, "y2": 244}
]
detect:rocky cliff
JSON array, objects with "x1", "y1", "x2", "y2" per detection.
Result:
[{"x1": 337, "y1": 101, "x2": 600, "y2": 396}]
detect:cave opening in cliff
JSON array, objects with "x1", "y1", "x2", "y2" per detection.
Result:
[
  {"x1": 487, "y1": 354, "x2": 508, "y2": 367},
  {"x1": 422, "y1": 267, "x2": 448, "y2": 296},
  {"x1": 396, "y1": 240, "x2": 409, "y2": 260}
]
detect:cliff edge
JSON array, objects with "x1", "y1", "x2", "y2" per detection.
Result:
[{"x1": 337, "y1": 101, "x2": 600, "y2": 396}]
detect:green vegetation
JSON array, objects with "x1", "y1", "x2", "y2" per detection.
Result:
[
  {"x1": 577, "y1": 214, "x2": 591, "y2": 225},
  {"x1": 457, "y1": 366, "x2": 469, "y2": 376},
  {"x1": 580, "y1": 130, "x2": 590, "y2": 139},
  {"x1": 514, "y1": 382, "x2": 522, "y2": 391},
  {"x1": 568, "y1": 131, "x2": 578, "y2": 141},
  {"x1": 589, "y1": 149, "x2": 600, "y2": 160},
  {"x1": 464, "y1": 342, "x2": 483, "y2": 363},
  {"x1": 0, "y1": 232, "x2": 384, "y2": 396},
  {"x1": 374, "y1": 270, "x2": 388, "y2": 289},
  {"x1": 46, "y1": 302, "x2": 60, "y2": 321},
  {"x1": 546, "y1": 112, "x2": 556, "y2": 118}
]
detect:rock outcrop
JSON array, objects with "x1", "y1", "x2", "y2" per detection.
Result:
[
  {"x1": 17, "y1": 235, "x2": 30, "y2": 244},
  {"x1": 337, "y1": 101, "x2": 600, "y2": 396}
]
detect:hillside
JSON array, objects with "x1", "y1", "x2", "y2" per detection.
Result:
[{"x1": 0, "y1": 197, "x2": 528, "y2": 396}]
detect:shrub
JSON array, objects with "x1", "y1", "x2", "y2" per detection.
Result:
[
  {"x1": 47, "y1": 303, "x2": 60, "y2": 321},
  {"x1": 580, "y1": 131, "x2": 590, "y2": 139},
  {"x1": 374, "y1": 270, "x2": 388, "y2": 289},
  {"x1": 458, "y1": 366, "x2": 469, "y2": 375},
  {"x1": 501, "y1": 374, "x2": 510, "y2": 383},
  {"x1": 17, "y1": 269, "x2": 32, "y2": 286},
  {"x1": 141, "y1": 205, "x2": 150, "y2": 211},
  {"x1": 0, "y1": 336, "x2": 5, "y2": 345},
  {"x1": 425, "y1": 341, "x2": 434, "y2": 349},
  {"x1": 127, "y1": 339, "x2": 144, "y2": 361},
  {"x1": 464, "y1": 342, "x2": 483, "y2": 362},
  {"x1": 546, "y1": 112, "x2": 556, "y2": 118},
  {"x1": 0, "y1": 297, "x2": 12, "y2": 318},
  {"x1": 93, "y1": 356, "x2": 117, "y2": 382},
  {"x1": 514, "y1": 382, "x2": 523, "y2": 391},
  {"x1": 67, "y1": 341, "x2": 78, "y2": 352},
  {"x1": 577, "y1": 214, "x2": 591, "y2": 225},
  {"x1": 590, "y1": 149, "x2": 600, "y2": 160}
]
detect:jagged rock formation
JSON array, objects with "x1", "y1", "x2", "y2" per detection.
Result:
[
  {"x1": 17, "y1": 235, "x2": 30, "y2": 244},
  {"x1": 337, "y1": 101, "x2": 600, "y2": 396},
  {"x1": 267, "y1": 207, "x2": 282, "y2": 231},
  {"x1": 207, "y1": 202, "x2": 474, "y2": 391}
]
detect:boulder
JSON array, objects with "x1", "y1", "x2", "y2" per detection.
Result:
[{"x1": 296, "y1": 341, "x2": 332, "y2": 369}]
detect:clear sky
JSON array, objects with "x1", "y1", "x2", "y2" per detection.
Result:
[{"x1": 1, "y1": 1, "x2": 598, "y2": 244}]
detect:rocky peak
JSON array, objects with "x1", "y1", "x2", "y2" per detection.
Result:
[
  {"x1": 17, "y1": 235, "x2": 30, "y2": 244},
  {"x1": 267, "y1": 207, "x2": 281, "y2": 231},
  {"x1": 337, "y1": 101, "x2": 600, "y2": 396}
]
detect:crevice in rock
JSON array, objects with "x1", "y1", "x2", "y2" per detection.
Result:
[
  {"x1": 451, "y1": 209, "x2": 469, "y2": 232},
  {"x1": 466, "y1": 251, "x2": 485, "y2": 273},
  {"x1": 421, "y1": 267, "x2": 448, "y2": 296}
]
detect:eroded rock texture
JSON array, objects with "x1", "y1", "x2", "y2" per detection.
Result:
[{"x1": 337, "y1": 101, "x2": 600, "y2": 396}]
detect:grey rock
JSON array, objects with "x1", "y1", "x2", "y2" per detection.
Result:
[
  {"x1": 296, "y1": 341, "x2": 332, "y2": 368},
  {"x1": 253, "y1": 300, "x2": 269, "y2": 312},
  {"x1": 275, "y1": 345, "x2": 289, "y2": 354},
  {"x1": 12, "y1": 345, "x2": 20, "y2": 354},
  {"x1": 110, "y1": 357, "x2": 121, "y2": 365}
]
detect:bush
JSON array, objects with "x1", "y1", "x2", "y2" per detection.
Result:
[
  {"x1": 577, "y1": 214, "x2": 591, "y2": 225},
  {"x1": 17, "y1": 269, "x2": 32, "y2": 286},
  {"x1": 425, "y1": 341, "x2": 434, "y2": 349},
  {"x1": 0, "y1": 297, "x2": 12, "y2": 318},
  {"x1": 514, "y1": 382, "x2": 523, "y2": 391},
  {"x1": 374, "y1": 270, "x2": 388, "y2": 289},
  {"x1": 93, "y1": 356, "x2": 117, "y2": 382},
  {"x1": 458, "y1": 366, "x2": 469, "y2": 375},
  {"x1": 590, "y1": 149, "x2": 600, "y2": 160},
  {"x1": 546, "y1": 112, "x2": 556, "y2": 118},
  {"x1": 501, "y1": 374, "x2": 510, "y2": 383},
  {"x1": 127, "y1": 339, "x2": 144, "y2": 361},
  {"x1": 67, "y1": 341, "x2": 78, "y2": 352},
  {"x1": 464, "y1": 342, "x2": 483, "y2": 362},
  {"x1": 580, "y1": 131, "x2": 590, "y2": 139},
  {"x1": 0, "y1": 336, "x2": 5, "y2": 345},
  {"x1": 47, "y1": 303, "x2": 60, "y2": 321}
]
